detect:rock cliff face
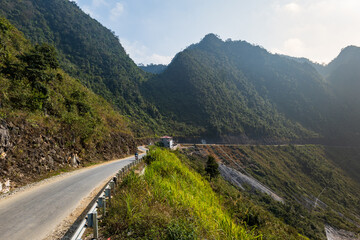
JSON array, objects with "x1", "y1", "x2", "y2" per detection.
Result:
[
  {"x1": 0, "y1": 121, "x2": 11, "y2": 156},
  {"x1": 0, "y1": 116, "x2": 136, "y2": 190}
]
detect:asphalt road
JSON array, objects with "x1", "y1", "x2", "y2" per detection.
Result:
[{"x1": 0, "y1": 150, "x2": 146, "y2": 240}]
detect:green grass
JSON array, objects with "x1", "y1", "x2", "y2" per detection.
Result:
[
  {"x1": 102, "y1": 148, "x2": 260, "y2": 239},
  {"x1": 176, "y1": 150, "x2": 310, "y2": 240},
  {"x1": 193, "y1": 144, "x2": 360, "y2": 239}
]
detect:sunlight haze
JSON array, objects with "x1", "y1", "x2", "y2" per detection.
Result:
[{"x1": 73, "y1": 0, "x2": 360, "y2": 65}]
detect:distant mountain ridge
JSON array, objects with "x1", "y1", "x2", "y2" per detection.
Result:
[
  {"x1": 139, "y1": 64, "x2": 167, "y2": 74},
  {"x1": 142, "y1": 34, "x2": 360, "y2": 144},
  {"x1": 2, "y1": 0, "x2": 360, "y2": 144},
  {"x1": 142, "y1": 34, "x2": 332, "y2": 141}
]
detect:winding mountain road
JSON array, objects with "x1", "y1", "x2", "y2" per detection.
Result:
[{"x1": 0, "y1": 148, "x2": 146, "y2": 240}]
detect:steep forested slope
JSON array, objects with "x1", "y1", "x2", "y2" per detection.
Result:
[
  {"x1": 0, "y1": 18, "x2": 135, "y2": 188},
  {"x1": 0, "y1": 0, "x2": 165, "y2": 136},
  {"x1": 323, "y1": 46, "x2": 360, "y2": 144},
  {"x1": 142, "y1": 34, "x2": 334, "y2": 142},
  {"x1": 189, "y1": 144, "x2": 360, "y2": 239},
  {"x1": 2, "y1": 0, "x2": 360, "y2": 144}
]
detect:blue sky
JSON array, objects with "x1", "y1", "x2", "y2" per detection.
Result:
[{"x1": 71, "y1": 0, "x2": 360, "y2": 65}]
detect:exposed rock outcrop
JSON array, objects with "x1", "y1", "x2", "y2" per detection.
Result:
[
  {"x1": 0, "y1": 120, "x2": 11, "y2": 155},
  {"x1": 0, "y1": 116, "x2": 136, "y2": 191},
  {"x1": 0, "y1": 179, "x2": 11, "y2": 194},
  {"x1": 325, "y1": 225, "x2": 359, "y2": 240},
  {"x1": 219, "y1": 164, "x2": 284, "y2": 202}
]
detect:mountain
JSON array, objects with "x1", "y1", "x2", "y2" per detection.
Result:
[
  {"x1": 2, "y1": 0, "x2": 360, "y2": 144},
  {"x1": 323, "y1": 46, "x2": 360, "y2": 143},
  {"x1": 0, "y1": 0, "x2": 165, "y2": 136},
  {"x1": 278, "y1": 55, "x2": 327, "y2": 77},
  {"x1": 326, "y1": 46, "x2": 360, "y2": 105},
  {"x1": 190, "y1": 144, "x2": 360, "y2": 239},
  {"x1": 102, "y1": 148, "x2": 308, "y2": 239},
  {"x1": 142, "y1": 34, "x2": 335, "y2": 142},
  {"x1": 0, "y1": 17, "x2": 136, "y2": 187},
  {"x1": 139, "y1": 64, "x2": 167, "y2": 74},
  {"x1": 326, "y1": 46, "x2": 360, "y2": 78}
]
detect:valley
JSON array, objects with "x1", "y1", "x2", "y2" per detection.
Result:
[
  {"x1": 181, "y1": 144, "x2": 360, "y2": 239},
  {"x1": 0, "y1": 0, "x2": 360, "y2": 239}
]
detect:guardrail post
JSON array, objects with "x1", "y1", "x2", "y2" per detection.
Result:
[
  {"x1": 110, "y1": 180, "x2": 115, "y2": 194},
  {"x1": 98, "y1": 197, "x2": 104, "y2": 208},
  {"x1": 101, "y1": 196, "x2": 106, "y2": 217},
  {"x1": 93, "y1": 212, "x2": 98, "y2": 239},
  {"x1": 105, "y1": 188, "x2": 111, "y2": 198},
  {"x1": 105, "y1": 187, "x2": 111, "y2": 207},
  {"x1": 87, "y1": 213, "x2": 93, "y2": 228},
  {"x1": 98, "y1": 197, "x2": 107, "y2": 217},
  {"x1": 70, "y1": 157, "x2": 145, "y2": 240},
  {"x1": 113, "y1": 176, "x2": 117, "y2": 185}
]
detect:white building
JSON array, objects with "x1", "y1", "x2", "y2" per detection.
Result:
[{"x1": 161, "y1": 136, "x2": 174, "y2": 149}]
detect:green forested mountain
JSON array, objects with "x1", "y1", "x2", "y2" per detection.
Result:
[
  {"x1": 0, "y1": 0, "x2": 167, "y2": 136},
  {"x1": 324, "y1": 46, "x2": 360, "y2": 144},
  {"x1": 326, "y1": 46, "x2": 360, "y2": 105},
  {"x1": 1, "y1": 3, "x2": 360, "y2": 238},
  {"x1": 0, "y1": 17, "x2": 136, "y2": 186},
  {"x1": 2, "y1": 0, "x2": 360, "y2": 144},
  {"x1": 142, "y1": 34, "x2": 335, "y2": 142}
]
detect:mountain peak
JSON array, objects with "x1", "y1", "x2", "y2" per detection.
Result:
[
  {"x1": 337, "y1": 45, "x2": 360, "y2": 59},
  {"x1": 203, "y1": 33, "x2": 221, "y2": 40},
  {"x1": 327, "y1": 45, "x2": 360, "y2": 72},
  {"x1": 199, "y1": 33, "x2": 223, "y2": 46}
]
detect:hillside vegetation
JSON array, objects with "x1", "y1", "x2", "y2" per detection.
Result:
[
  {"x1": 102, "y1": 148, "x2": 309, "y2": 239},
  {"x1": 0, "y1": 0, "x2": 170, "y2": 137},
  {"x1": 142, "y1": 34, "x2": 335, "y2": 142},
  {"x1": 3, "y1": 0, "x2": 360, "y2": 144},
  {"x1": 0, "y1": 18, "x2": 136, "y2": 187},
  {"x1": 191, "y1": 144, "x2": 360, "y2": 239}
]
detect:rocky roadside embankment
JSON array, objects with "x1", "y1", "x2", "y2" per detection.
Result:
[{"x1": 0, "y1": 117, "x2": 136, "y2": 193}]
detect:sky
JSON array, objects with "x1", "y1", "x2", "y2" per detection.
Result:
[{"x1": 71, "y1": 0, "x2": 360, "y2": 65}]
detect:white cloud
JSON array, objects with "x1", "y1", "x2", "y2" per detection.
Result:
[
  {"x1": 82, "y1": 6, "x2": 96, "y2": 17},
  {"x1": 269, "y1": 0, "x2": 360, "y2": 63},
  {"x1": 121, "y1": 39, "x2": 172, "y2": 65},
  {"x1": 110, "y1": 2, "x2": 124, "y2": 21},
  {"x1": 283, "y1": 38, "x2": 305, "y2": 56},
  {"x1": 147, "y1": 54, "x2": 173, "y2": 65},
  {"x1": 74, "y1": 0, "x2": 360, "y2": 65},
  {"x1": 92, "y1": 0, "x2": 108, "y2": 7},
  {"x1": 283, "y1": 2, "x2": 302, "y2": 13},
  {"x1": 271, "y1": 38, "x2": 306, "y2": 58}
]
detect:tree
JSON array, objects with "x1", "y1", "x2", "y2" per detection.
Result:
[{"x1": 205, "y1": 155, "x2": 219, "y2": 180}]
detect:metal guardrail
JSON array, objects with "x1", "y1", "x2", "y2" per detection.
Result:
[{"x1": 70, "y1": 155, "x2": 145, "y2": 240}]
